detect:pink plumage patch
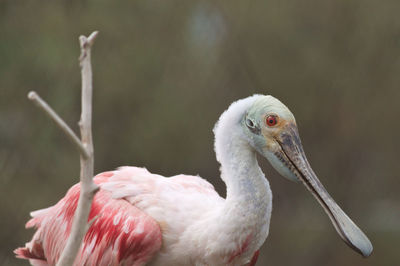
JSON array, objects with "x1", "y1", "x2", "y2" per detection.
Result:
[
  {"x1": 15, "y1": 171, "x2": 162, "y2": 266},
  {"x1": 228, "y1": 234, "x2": 252, "y2": 264},
  {"x1": 248, "y1": 250, "x2": 260, "y2": 266},
  {"x1": 14, "y1": 241, "x2": 45, "y2": 261}
]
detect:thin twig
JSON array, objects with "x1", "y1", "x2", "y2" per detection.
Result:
[
  {"x1": 27, "y1": 91, "x2": 89, "y2": 159},
  {"x1": 56, "y1": 31, "x2": 99, "y2": 266}
]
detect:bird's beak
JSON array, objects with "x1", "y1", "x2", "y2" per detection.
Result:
[{"x1": 274, "y1": 123, "x2": 373, "y2": 257}]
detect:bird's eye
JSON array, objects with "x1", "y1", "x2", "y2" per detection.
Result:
[{"x1": 266, "y1": 115, "x2": 278, "y2": 127}]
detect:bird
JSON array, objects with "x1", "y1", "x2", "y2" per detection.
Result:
[{"x1": 15, "y1": 95, "x2": 372, "y2": 266}]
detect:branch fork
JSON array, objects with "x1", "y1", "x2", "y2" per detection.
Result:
[{"x1": 28, "y1": 31, "x2": 100, "y2": 266}]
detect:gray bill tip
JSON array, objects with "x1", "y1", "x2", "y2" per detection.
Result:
[
  {"x1": 335, "y1": 208, "x2": 373, "y2": 257},
  {"x1": 346, "y1": 226, "x2": 373, "y2": 258},
  {"x1": 359, "y1": 240, "x2": 373, "y2": 257},
  {"x1": 349, "y1": 231, "x2": 373, "y2": 257}
]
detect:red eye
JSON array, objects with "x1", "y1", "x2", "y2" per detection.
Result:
[{"x1": 266, "y1": 115, "x2": 278, "y2": 126}]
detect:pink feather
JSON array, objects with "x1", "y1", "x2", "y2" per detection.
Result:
[{"x1": 15, "y1": 171, "x2": 162, "y2": 266}]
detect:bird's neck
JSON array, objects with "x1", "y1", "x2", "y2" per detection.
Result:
[
  {"x1": 217, "y1": 129, "x2": 272, "y2": 221},
  {"x1": 213, "y1": 96, "x2": 272, "y2": 212},
  {"x1": 210, "y1": 97, "x2": 272, "y2": 262},
  {"x1": 222, "y1": 140, "x2": 271, "y2": 208},
  {"x1": 212, "y1": 128, "x2": 272, "y2": 264}
]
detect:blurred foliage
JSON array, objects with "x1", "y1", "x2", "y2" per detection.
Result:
[{"x1": 0, "y1": 0, "x2": 399, "y2": 265}]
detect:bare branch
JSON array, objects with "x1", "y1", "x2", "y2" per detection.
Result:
[
  {"x1": 27, "y1": 91, "x2": 89, "y2": 159},
  {"x1": 56, "y1": 31, "x2": 99, "y2": 266}
]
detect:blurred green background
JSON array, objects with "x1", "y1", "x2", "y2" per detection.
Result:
[{"x1": 1, "y1": 0, "x2": 399, "y2": 265}]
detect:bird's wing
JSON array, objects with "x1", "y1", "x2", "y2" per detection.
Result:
[
  {"x1": 100, "y1": 167, "x2": 224, "y2": 249},
  {"x1": 15, "y1": 171, "x2": 162, "y2": 266},
  {"x1": 101, "y1": 166, "x2": 223, "y2": 217},
  {"x1": 101, "y1": 166, "x2": 220, "y2": 200}
]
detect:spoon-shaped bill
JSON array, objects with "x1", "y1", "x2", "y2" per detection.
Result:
[{"x1": 276, "y1": 123, "x2": 373, "y2": 257}]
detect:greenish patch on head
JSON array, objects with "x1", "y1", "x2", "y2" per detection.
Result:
[
  {"x1": 242, "y1": 95, "x2": 296, "y2": 156},
  {"x1": 246, "y1": 95, "x2": 295, "y2": 125}
]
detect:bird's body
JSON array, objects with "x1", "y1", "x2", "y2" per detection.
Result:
[
  {"x1": 16, "y1": 95, "x2": 372, "y2": 265},
  {"x1": 17, "y1": 167, "x2": 265, "y2": 266}
]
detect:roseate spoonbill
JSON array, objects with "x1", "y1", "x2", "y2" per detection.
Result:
[{"x1": 15, "y1": 95, "x2": 372, "y2": 265}]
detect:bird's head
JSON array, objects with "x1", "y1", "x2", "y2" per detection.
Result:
[{"x1": 241, "y1": 95, "x2": 373, "y2": 257}]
